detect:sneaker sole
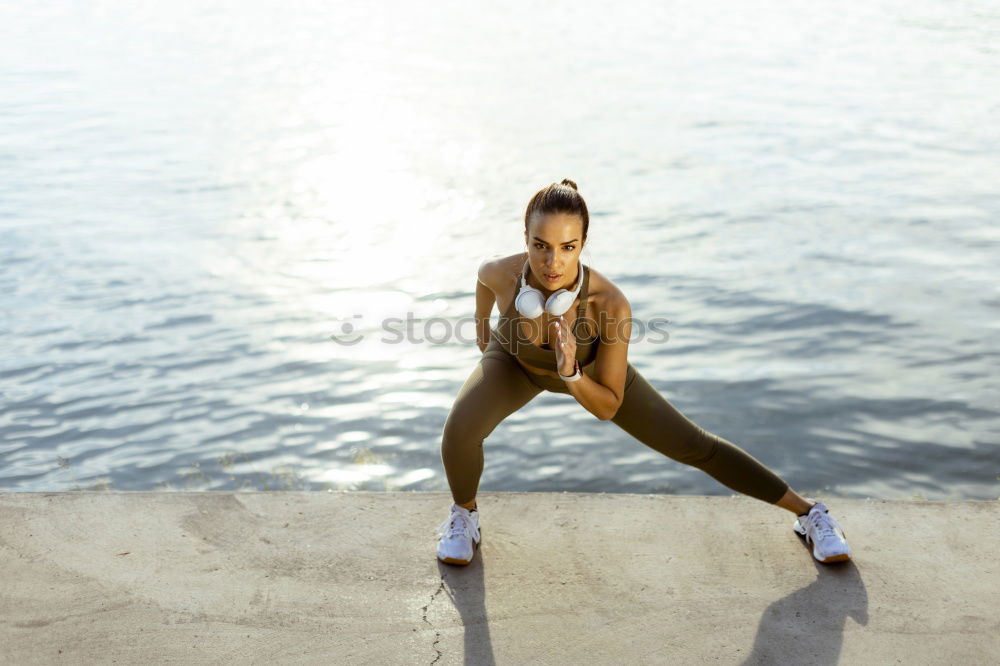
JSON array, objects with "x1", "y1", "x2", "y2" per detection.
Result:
[
  {"x1": 437, "y1": 529, "x2": 482, "y2": 566},
  {"x1": 817, "y1": 552, "x2": 851, "y2": 563},
  {"x1": 793, "y1": 523, "x2": 851, "y2": 563}
]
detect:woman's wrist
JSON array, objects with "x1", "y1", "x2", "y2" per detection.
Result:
[{"x1": 559, "y1": 359, "x2": 582, "y2": 382}]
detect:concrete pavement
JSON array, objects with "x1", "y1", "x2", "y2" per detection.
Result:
[{"x1": 1, "y1": 491, "x2": 997, "y2": 665}]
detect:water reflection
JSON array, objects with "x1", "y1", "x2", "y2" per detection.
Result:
[{"x1": 1, "y1": 1, "x2": 998, "y2": 498}]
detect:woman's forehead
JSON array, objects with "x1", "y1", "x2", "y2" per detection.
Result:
[{"x1": 526, "y1": 212, "x2": 584, "y2": 236}]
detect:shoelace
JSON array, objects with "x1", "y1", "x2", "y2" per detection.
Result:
[
  {"x1": 806, "y1": 509, "x2": 839, "y2": 541},
  {"x1": 436, "y1": 511, "x2": 474, "y2": 539}
]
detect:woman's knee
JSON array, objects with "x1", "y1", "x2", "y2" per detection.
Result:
[
  {"x1": 670, "y1": 426, "x2": 719, "y2": 466},
  {"x1": 441, "y1": 353, "x2": 539, "y2": 456},
  {"x1": 441, "y1": 407, "x2": 492, "y2": 454}
]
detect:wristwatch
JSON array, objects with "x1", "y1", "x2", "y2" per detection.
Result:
[{"x1": 559, "y1": 359, "x2": 582, "y2": 382}]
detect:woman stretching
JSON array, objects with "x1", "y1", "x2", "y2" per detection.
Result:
[{"x1": 435, "y1": 179, "x2": 853, "y2": 566}]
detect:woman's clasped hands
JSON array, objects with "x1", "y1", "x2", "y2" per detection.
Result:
[{"x1": 552, "y1": 315, "x2": 577, "y2": 377}]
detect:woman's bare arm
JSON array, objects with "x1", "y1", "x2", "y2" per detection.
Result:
[
  {"x1": 563, "y1": 291, "x2": 631, "y2": 420},
  {"x1": 474, "y1": 260, "x2": 498, "y2": 353}
]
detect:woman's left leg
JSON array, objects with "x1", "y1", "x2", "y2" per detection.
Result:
[{"x1": 608, "y1": 365, "x2": 790, "y2": 505}]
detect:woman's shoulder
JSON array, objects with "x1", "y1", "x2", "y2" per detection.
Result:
[
  {"x1": 586, "y1": 265, "x2": 630, "y2": 316},
  {"x1": 478, "y1": 252, "x2": 527, "y2": 292},
  {"x1": 583, "y1": 266, "x2": 631, "y2": 344}
]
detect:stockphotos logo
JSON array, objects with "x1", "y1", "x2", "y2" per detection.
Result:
[{"x1": 329, "y1": 312, "x2": 671, "y2": 346}]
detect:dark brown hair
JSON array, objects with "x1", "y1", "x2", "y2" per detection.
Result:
[{"x1": 523, "y1": 179, "x2": 589, "y2": 241}]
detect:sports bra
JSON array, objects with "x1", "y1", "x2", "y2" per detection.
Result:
[{"x1": 492, "y1": 263, "x2": 600, "y2": 372}]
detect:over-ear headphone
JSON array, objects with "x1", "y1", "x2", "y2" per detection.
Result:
[{"x1": 514, "y1": 259, "x2": 583, "y2": 319}]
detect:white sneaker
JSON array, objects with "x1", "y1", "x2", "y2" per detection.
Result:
[
  {"x1": 435, "y1": 503, "x2": 481, "y2": 565},
  {"x1": 793, "y1": 498, "x2": 853, "y2": 563}
]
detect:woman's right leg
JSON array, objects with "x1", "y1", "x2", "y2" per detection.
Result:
[{"x1": 441, "y1": 342, "x2": 543, "y2": 506}]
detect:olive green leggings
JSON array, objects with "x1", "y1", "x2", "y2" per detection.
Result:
[{"x1": 440, "y1": 337, "x2": 790, "y2": 506}]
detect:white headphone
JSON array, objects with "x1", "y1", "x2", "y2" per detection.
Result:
[{"x1": 514, "y1": 259, "x2": 584, "y2": 319}]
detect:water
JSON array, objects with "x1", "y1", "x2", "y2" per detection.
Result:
[{"x1": 2, "y1": 0, "x2": 998, "y2": 499}]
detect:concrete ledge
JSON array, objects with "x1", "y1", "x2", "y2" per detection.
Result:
[{"x1": 1, "y1": 491, "x2": 997, "y2": 664}]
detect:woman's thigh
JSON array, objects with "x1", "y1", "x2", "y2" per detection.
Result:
[
  {"x1": 609, "y1": 366, "x2": 717, "y2": 464},
  {"x1": 442, "y1": 344, "x2": 544, "y2": 443}
]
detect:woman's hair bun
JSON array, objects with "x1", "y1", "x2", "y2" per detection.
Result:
[{"x1": 524, "y1": 179, "x2": 589, "y2": 239}]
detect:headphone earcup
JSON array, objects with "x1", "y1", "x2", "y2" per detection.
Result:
[
  {"x1": 544, "y1": 289, "x2": 574, "y2": 316},
  {"x1": 544, "y1": 261, "x2": 584, "y2": 316},
  {"x1": 515, "y1": 286, "x2": 545, "y2": 319}
]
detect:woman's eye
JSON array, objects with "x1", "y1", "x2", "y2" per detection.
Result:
[
  {"x1": 564, "y1": 246, "x2": 575, "y2": 251},
  {"x1": 534, "y1": 243, "x2": 545, "y2": 249}
]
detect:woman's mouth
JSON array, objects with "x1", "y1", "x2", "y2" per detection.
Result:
[{"x1": 543, "y1": 273, "x2": 561, "y2": 283}]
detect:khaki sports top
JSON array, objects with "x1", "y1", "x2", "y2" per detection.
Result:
[{"x1": 492, "y1": 263, "x2": 600, "y2": 372}]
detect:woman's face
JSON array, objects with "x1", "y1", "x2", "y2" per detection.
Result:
[{"x1": 524, "y1": 211, "x2": 586, "y2": 291}]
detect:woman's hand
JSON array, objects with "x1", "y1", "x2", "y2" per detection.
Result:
[{"x1": 552, "y1": 315, "x2": 577, "y2": 376}]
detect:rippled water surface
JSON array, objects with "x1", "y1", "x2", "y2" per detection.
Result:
[{"x1": 2, "y1": 1, "x2": 998, "y2": 499}]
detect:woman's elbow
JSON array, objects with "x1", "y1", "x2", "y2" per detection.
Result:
[{"x1": 598, "y1": 402, "x2": 622, "y2": 421}]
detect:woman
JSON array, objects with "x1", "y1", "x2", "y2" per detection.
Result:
[{"x1": 435, "y1": 179, "x2": 853, "y2": 566}]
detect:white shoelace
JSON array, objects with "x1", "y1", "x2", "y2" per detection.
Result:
[
  {"x1": 805, "y1": 508, "x2": 838, "y2": 541},
  {"x1": 436, "y1": 511, "x2": 474, "y2": 539}
]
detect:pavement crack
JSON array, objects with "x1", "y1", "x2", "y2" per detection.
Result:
[{"x1": 422, "y1": 577, "x2": 446, "y2": 665}]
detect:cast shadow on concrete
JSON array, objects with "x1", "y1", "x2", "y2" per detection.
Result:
[
  {"x1": 740, "y1": 559, "x2": 869, "y2": 666},
  {"x1": 434, "y1": 553, "x2": 495, "y2": 666}
]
